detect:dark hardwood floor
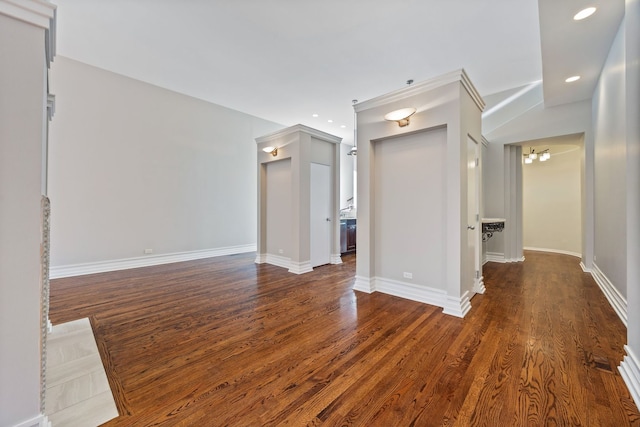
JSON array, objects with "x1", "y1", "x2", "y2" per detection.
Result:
[{"x1": 49, "y1": 251, "x2": 640, "y2": 426}]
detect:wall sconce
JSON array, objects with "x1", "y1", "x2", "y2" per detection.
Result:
[
  {"x1": 384, "y1": 107, "x2": 416, "y2": 127},
  {"x1": 262, "y1": 146, "x2": 278, "y2": 156}
]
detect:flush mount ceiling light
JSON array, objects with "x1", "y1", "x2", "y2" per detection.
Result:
[
  {"x1": 565, "y1": 75, "x2": 581, "y2": 83},
  {"x1": 384, "y1": 107, "x2": 417, "y2": 127},
  {"x1": 574, "y1": 6, "x2": 596, "y2": 20},
  {"x1": 262, "y1": 146, "x2": 278, "y2": 156}
]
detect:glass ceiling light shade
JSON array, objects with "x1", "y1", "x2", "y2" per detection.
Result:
[
  {"x1": 523, "y1": 148, "x2": 550, "y2": 164},
  {"x1": 574, "y1": 7, "x2": 596, "y2": 20},
  {"x1": 262, "y1": 146, "x2": 278, "y2": 156},
  {"x1": 384, "y1": 107, "x2": 417, "y2": 127}
]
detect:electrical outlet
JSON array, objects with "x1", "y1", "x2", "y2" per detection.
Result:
[
  {"x1": 144, "y1": 248, "x2": 153, "y2": 254},
  {"x1": 403, "y1": 272, "x2": 413, "y2": 279}
]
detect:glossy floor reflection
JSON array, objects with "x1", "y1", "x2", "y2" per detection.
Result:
[{"x1": 46, "y1": 318, "x2": 118, "y2": 426}]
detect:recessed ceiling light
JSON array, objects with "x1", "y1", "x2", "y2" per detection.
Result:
[
  {"x1": 574, "y1": 7, "x2": 596, "y2": 20},
  {"x1": 328, "y1": 119, "x2": 333, "y2": 123},
  {"x1": 565, "y1": 75, "x2": 581, "y2": 83},
  {"x1": 340, "y1": 125, "x2": 346, "y2": 128},
  {"x1": 312, "y1": 114, "x2": 318, "y2": 118}
]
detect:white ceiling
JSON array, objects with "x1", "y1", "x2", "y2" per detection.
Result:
[{"x1": 53, "y1": 0, "x2": 624, "y2": 145}]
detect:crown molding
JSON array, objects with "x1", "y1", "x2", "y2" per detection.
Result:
[
  {"x1": 355, "y1": 68, "x2": 485, "y2": 113},
  {"x1": 256, "y1": 124, "x2": 342, "y2": 145},
  {"x1": 0, "y1": 0, "x2": 55, "y2": 29}
]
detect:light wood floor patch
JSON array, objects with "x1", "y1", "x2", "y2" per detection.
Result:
[{"x1": 46, "y1": 318, "x2": 118, "y2": 426}]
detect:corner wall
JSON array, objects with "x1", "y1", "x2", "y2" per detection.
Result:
[
  {"x1": 0, "y1": 3, "x2": 55, "y2": 426},
  {"x1": 48, "y1": 57, "x2": 283, "y2": 275}
]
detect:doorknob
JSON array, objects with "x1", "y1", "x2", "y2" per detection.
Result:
[
  {"x1": 467, "y1": 225, "x2": 475, "y2": 230},
  {"x1": 326, "y1": 218, "x2": 331, "y2": 222}
]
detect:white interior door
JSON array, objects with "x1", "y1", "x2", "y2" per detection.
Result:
[
  {"x1": 467, "y1": 137, "x2": 479, "y2": 291},
  {"x1": 310, "y1": 163, "x2": 331, "y2": 267}
]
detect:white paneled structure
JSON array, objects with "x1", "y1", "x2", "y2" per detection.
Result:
[
  {"x1": 255, "y1": 125, "x2": 342, "y2": 274},
  {"x1": 354, "y1": 70, "x2": 484, "y2": 317}
]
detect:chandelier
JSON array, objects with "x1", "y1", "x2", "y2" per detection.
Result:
[{"x1": 523, "y1": 147, "x2": 551, "y2": 164}]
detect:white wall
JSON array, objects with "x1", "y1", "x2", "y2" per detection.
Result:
[
  {"x1": 593, "y1": 2, "x2": 640, "y2": 408},
  {"x1": 523, "y1": 145, "x2": 582, "y2": 256},
  {"x1": 265, "y1": 159, "x2": 292, "y2": 258},
  {"x1": 625, "y1": 0, "x2": 640, "y2": 359},
  {"x1": 0, "y1": 9, "x2": 51, "y2": 427},
  {"x1": 48, "y1": 57, "x2": 283, "y2": 269},
  {"x1": 592, "y1": 22, "x2": 628, "y2": 298},
  {"x1": 374, "y1": 128, "x2": 447, "y2": 289}
]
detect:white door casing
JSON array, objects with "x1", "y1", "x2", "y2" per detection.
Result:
[{"x1": 467, "y1": 137, "x2": 480, "y2": 294}]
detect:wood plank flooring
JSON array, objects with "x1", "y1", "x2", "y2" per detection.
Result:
[{"x1": 49, "y1": 251, "x2": 640, "y2": 426}]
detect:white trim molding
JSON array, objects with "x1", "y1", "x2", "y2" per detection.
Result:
[
  {"x1": 355, "y1": 69, "x2": 485, "y2": 113},
  {"x1": 12, "y1": 414, "x2": 49, "y2": 427},
  {"x1": 256, "y1": 124, "x2": 342, "y2": 146},
  {"x1": 373, "y1": 277, "x2": 448, "y2": 308},
  {"x1": 591, "y1": 263, "x2": 627, "y2": 326},
  {"x1": 485, "y1": 252, "x2": 506, "y2": 263},
  {"x1": 288, "y1": 260, "x2": 313, "y2": 275},
  {"x1": 474, "y1": 276, "x2": 486, "y2": 294},
  {"x1": 523, "y1": 246, "x2": 582, "y2": 258},
  {"x1": 0, "y1": 0, "x2": 55, "y2": 29},
  {"x1": 619, "y1": 345, "x2": 640, "y2": 410},
  {"x1": 51, "y1": 244, "x2": 256, "y2": 279},
  {"x1": 353, "y1": 275, "x2": 375, "y2": 293},
  {"x1": 353, "y1": 276, "x2": 471, "y2": 318},
  {"x1": 442, "y1": 291, "x2": 472, "y2": 318},
  {"x1": 263, "y1": 254, "x2": 290, "y2": 270},
  {"x1": 330, "y1": 254, "x2": 343, "y2": 264},
  {"x1": 579, "y1": 262, "x2": 590, "y2": 273}
]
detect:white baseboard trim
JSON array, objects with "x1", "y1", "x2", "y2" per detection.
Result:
[
  {"x1": 373, "y1": 276, "x2": 448, "y2": 308},
  {"x1": 506, "y1": 256, "x2": 526, "y2": 263},
  {"x1": 255, "y1": 253, "x2": 267, "y2": 264},
  {"x1": 591, "y1": 262, "x2": 627, "y2": 326},
  {"x1": 474, "y1": 276, "x2": 486, "y2": 294},
  {"x1": 264, "y1": 254, "x2": 291, "y2": 269},
  {"x1": 353, "y1": 275, "x2": 374, "y2": 293},
  {"x1": 352, "y1": 276, "x2": 471, "y2": 318},
  {"x1": 579, "y1": 262, "x2": 590, "y2": 273},
  {"x1": 289, "y1": 260, "x2": 313, "y2": 275},
  {"x1": 485, "y1": 252, "x2": 506, "y2": 263},
  {"x1": 51, "y1": 244, "x2": 257, "y2": 279},
  {"x1": 330, "y1": 254, "x2": 343, "y2": 264},
  {"x1": 619, "y1": 345, "x2": 640, "y2": 410},
  {"x1": 523, "y1": 246, "x2": 582, "y2": 258},
  {"x1": 442, "y1": 291, "x2": 472, "y2": 318},
  {"x1": 12, "y1": 414, "x2": 49, "y2": 427}
]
